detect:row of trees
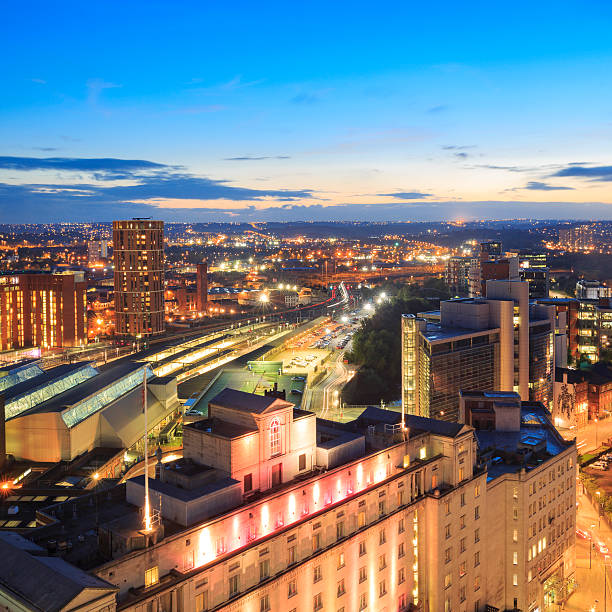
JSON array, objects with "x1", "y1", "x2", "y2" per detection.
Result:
[{"x1": 343, "y1": 278, "x2": 450, "y2": 405}]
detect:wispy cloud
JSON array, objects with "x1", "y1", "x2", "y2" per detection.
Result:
[
  {"x1": 224, "y1": 155, "x2": 291, "y2": 161},
  {"x1": 427, "y1": 104, "x2": 449, "y2": 113},
  {"x1": 290, "y1": 92, "x2": 320, "y2": 105},
  {"x1": 0, "y1": 156, "x2": 167, "y2": 175},
  {"x1": 524, "y1": 181, "x2": 574, "y2": 191},
  {"x1": 442, "y1": 145, "x2": 476, "y2": 151},
  {"x1": 377, "y1": 191, "x2": 432, "y2": 199},
  {"x1": 30, "y1": 78, "x2": 46, "y2": 85},
  {"x1": 552, "y1": 164, "x2": 612, "y2": 181},
  {"x1": 86, "y1": 78, "x2": 121, "y2": 106}
]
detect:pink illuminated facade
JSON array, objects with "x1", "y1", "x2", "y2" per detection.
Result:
[{"x1": 20, "y1": 388, "x2": 574, "y2": 612}]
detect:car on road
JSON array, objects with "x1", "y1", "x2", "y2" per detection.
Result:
[
  {"x1": 184, "y1": 409, "x2": 203, "y2": 417},
  {"x1": 290, "y1": 388, "x2": 303, "y2": 395},
  {"x1": 576, "y1": 528, "x2": 590, "y2": 539},
  {"x1": 597, "y1": 541, "x2": 609, "y2": 554},
  {"x1": 291, "y1": 376, "x2": 305, "y2": 381}
]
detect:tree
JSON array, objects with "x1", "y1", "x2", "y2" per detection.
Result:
[{"x1": 344, "y1": 280, "x2": 450, "y2": 404}]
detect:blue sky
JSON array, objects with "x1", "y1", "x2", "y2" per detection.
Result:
[{"x1": 2, "y1": 1, "x2": 612, "y2": 222}]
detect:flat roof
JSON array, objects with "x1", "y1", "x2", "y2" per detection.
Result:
[
  {"x1": 476, "y1": 403, "x2": 573, "y2": 481},
  {"x1": 422, "y1": 322, "x2": 499, "y2": 343}
]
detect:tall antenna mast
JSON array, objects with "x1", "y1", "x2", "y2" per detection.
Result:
[{"x1": 143, "y1": 366, "x2": 152, "y2": 531}]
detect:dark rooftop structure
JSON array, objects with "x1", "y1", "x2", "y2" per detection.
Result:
[
  {"x1": 208, "y1": 387, "x2": 293, "y2": 414},
  {"x1": 0, "y1": 533, "x2": 116, "y2": 611}
]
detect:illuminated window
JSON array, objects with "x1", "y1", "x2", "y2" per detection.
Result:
[
  {"x1": 144, "y1": 566, "x2": 159, "y2": 588},
  {"x1": 270, "y1": 418, "x2": 281, "y2": 456}
]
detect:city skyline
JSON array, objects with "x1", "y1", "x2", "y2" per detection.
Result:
[{"x1": 2, "y1": 1, "x2": 612, "y2": 222}]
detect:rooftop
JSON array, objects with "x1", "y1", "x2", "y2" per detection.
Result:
[
  {"x1": 188, "y1": 417, "x2": 257, "y2": 439},
  {"x1": 475, "y1": 402, "x2": 573, "y2": 481},
  {"x1": 209, "y1": 387, "x2": 294, "y2": 415},
  {"x1": 0, "y1": 534, "x2": 116, "y2": 611},
  {"x1": 422, "y1": 321, "x2": 497, "y2": 342}
]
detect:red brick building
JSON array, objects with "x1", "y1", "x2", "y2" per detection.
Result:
[
  {"x1": 0, "y1": 272, "x2": 87, "y2": 351},
  {"x1": 113, "y1": 219, "x2": 165, "y2": 337}
]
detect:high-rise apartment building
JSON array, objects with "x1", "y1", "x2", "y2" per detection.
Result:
[
  {"x1": 87, "y1": 239, "x2": 109, "y2": 265},
  {"x1": 403, "y1": 280, "x2": 555, "y2": 421},
  {"x1": 0, "y1": 272, "x2": 87, "y2": 350},
  {"x1": 0, "y1": 387, "x2": 575, "y2": 612},
  {"x1": 445, "y1": 256, "x2": 471, "y2": 296},
  {"x1": 113, "y1": 219, "x2": 165, "y2": 337}
]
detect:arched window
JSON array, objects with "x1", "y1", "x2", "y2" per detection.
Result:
[{"x1": 270, "y1": 417, "x2": 280, "y2": 456}]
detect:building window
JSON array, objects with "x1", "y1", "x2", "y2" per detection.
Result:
[
  {"x1": 144, "y1": 566, "x2": 159, "y2": 588},
  {"x1": 399, "y1": 567, "x2": 405, "y2": 584},
  {"x1": 398, "y1": 518, "x2": 405, "y2": 534},
  {"x1": 338, "y1": 552, "x2": 345, "y2": 569},
  {"x1": 359, "y1": 593, "x2": 367, "y2": 610},
  {"x1": 337, "y1": 579, "x2": 346, "y2": 597},
  {"x1": 288, "y1": 545, "x2": 297, "y2": 565},
  {"x1": 474, "y1": 506, "x2": 480, "y2": 520},
  {"x1": 474, "y1": 551, "x2": 480, "y2": 567},
  {"x1": 513, "y1": 551, "x2": 518, "y2": 565},
  {"x1": 244, "y1": 473, "x2": 253, "y2": 492},
  {"x1": 270, "y1": 417, "x2": 281, "y2": 456},
  {"x1": 260, "y1": 594, "x2": 270, "y2": 612},
  {"x1": 445, "y1": 547, "x2": 452, "y2": 563},
  {"x1": 379, "y1": 554, "x2": 387, "y2": 570},
  {"x1": 314, "y1": 593, "x2": 323, "y2": 611},
  {"x1": 474, "y1": 575, "x2": 480, "y2": 591},
  {"x1": 379, "y1": 580, "x2": 387, "y2": 597},
  {"x1": 314, "y1": 565, "x2": 322, "y2": 583},
  {"x1": 299, "y1": 453, "x2": 307, "y2": 471},
  {"x1": 460, "y1": 492, "x2": 466, "y2": 507},
  {"x1": 460, "y1": 515, "x2": 466, "y2": 529},
  {"x1": 444, "y1": 573, "x2": 452, "y2": 588},
  {"x1": 379, "y1": 529, "x2": 386, "y2": 545},
  {"x1": 337, "y1": 522, "x2": 345, "y2": 540},
  {"x1": 460, "y1": 538, "x2": 466, "y2": 553},
  {"x1": 358, "y1": 511, "x2": 366, "y2": 528},
  {"x1": 288, "y1": 579, "x2": 297, "y2": 597},
  {"x1": 313, "y1": 533, "x2": 321, "y2": 552},
  {"x1": 229, "y1": 575, "x2": 239, "y2": 596},
  {"x1": 260, "y1": 559, "x2": 270, "y2": 581},
  {"x1": 460, "y1": 585, "x2": 466, "y2": 603},
  {"x1": 513, "y1": 529, "x2": 518, "y2": 542},
  {"x1": 513, "y1": 574, "x2": 518, "y2": 586},
  {"x1": 359, "y1": 566, "x2": 367, "y2": 583},
  {"x1": 445, "y1": 524, "x2": 451, "y2": 539},
  {"x1": 195, "y1": 591, "x2": 208, "y2": 612},
  {"x1": 474, "y1": 528, "x2": 480, "y2": 543},
  {"x1": 359, "y1": 541, "x2": 367, "y2": 556},
  {"x1": 459, "y1": 561, "x2": 467, "y2": 577},
  {"x1": 398, "y1": 542, "x2": 405, "y2": 558}
]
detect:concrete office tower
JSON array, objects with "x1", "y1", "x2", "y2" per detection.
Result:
[
  {"x1": 196, "y1": 261, "x2": 208, "y2": 312},
  {"x1": 402, "y1": 280, "x2": 555, "y2": 421},
  {"x1": 113, "y1": 219, "x2": 165, "y2": 337},
  {"x1": 0, "y1": 272, "x2": 87, "y2": 350}
]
